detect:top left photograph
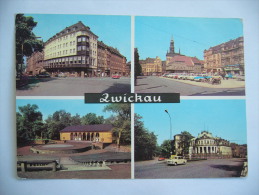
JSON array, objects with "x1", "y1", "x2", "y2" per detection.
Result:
[{"x1": 16, "y1": 14, "x2": 131, "y2": 96}]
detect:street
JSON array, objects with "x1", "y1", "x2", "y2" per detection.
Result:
[
  {"x1": 135, "y1": 158, "x2": 245, "y2": 178},
  {"x1": 135, "y1": 76, "x2": 245, "y2": 96},
  {"x1": 16, "y1": 77, "x2": 131, "y2": 96}
]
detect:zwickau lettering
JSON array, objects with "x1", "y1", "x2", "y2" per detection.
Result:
[{"x1": 85, "y1": 93, "x2": 180, "y2": 104}]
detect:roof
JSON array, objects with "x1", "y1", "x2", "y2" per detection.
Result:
[
  {"x1": 45, "y1": 21, "x2": 98, "y2": 44},
  {"x1": 60, "y1": 124, "x2": 113, "y2": 133}
]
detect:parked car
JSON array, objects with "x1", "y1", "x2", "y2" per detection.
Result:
[
  {"x1": 58, "y1": 73, "x2": 67, "y2": 78},
  {"x1": 166, "y1": 156, "x2": 187, "y2": 166},
  {"x1": 158, "y1": 157, "x2": 166, "y2": 161},
  {"x1": 236, "y1": 74, "x2": 245, "y2": 81},
  {"x1": 194, "y1": 75, "x2": 204, "y2": 82},
  {"x1": 36, "y1": 72, "x2": 51, "y2": 78},
  {"x1": 112, "y1": 74, "x2": 121, "y2": 79}
]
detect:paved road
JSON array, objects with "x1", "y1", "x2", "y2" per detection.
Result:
[
  {"x1": 135, "y1": 158, "x2": 245, "y2": 178},
  {"x1": 16, "y1": 77, "x2": 131, "y2": 96},
  {"x1": 135, "y1": 76, "x2": 245, "y2": 96}
]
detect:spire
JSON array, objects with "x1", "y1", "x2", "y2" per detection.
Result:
[{"x1": 179, "y1": 48, "x2": 181, "y2": 55}]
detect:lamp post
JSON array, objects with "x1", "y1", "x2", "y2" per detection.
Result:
[
  {"x1": 165, "y1": 109, "x2": 172, "y2": 156},
  {"x1": 165, "y1": 109, "x2": 172, "y2": 140}
]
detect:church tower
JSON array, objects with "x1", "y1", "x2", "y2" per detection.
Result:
[{"x1": 169, "y1": 36, "x2": 175, "y2": 54}]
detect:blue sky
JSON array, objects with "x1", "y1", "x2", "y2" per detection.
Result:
[
  {"x1": 25, "y1": 14, "x2": 131, "y2": 61},
  {"x1": 135, "y1": 16, "x2": 243, "y2": 60},
  {"x1": 16, "y1": 99, "x2": 114, "y2": 120},
  {"x1": 135, "y1": 99, "x2": 247, "y2": 145}
]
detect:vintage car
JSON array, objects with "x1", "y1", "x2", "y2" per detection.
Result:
[
  {"x1": 193, "y1": 75, "x2": 204, "y2": 82},
  {"x1": 36, "y1": 72, "x2": 51, "y2": 78},
  {"x1": 112, "y1": 74, "x2": 121, "y2": 79},
  {"x1": 166, "y1": 155, "x2": 187, "y2": 166}
]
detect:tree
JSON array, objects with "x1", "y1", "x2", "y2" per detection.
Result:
[
  {"x1": 16, "y1": 14, "x2": 43, "y2": 77},
  {"x1": 45, "y1": 110, "x2": 73, "y2": 140},
  {"x1": 160, "y1": 140, "x2": 172, "y2": 158},
  {"x1": 134, "y1": 48, "x2": 142, "y2": 85},
  {"x1": 81, "y1": 113, "x2": 104, "y2": 125},
  {"x1": 16, "y1": 104, "x2": 44, "y2": 144},
  {"x1": 134, "y1": 114, "x2": 158, "y2": 161},
  {"x1": 177, "y1": 131, "x2": 194, "y2": 156},
  {"x1": 104, "y1": 104, "x2": 131, "y2": 147}
]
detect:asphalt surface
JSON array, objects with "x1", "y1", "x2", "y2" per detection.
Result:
[
  {"x1": 135, "y1": 76, "x2": 245, "y2": 96},
  {"x1": 16, "y1": 77, "x2": 131, "y2": 96},
  {"x1": 135, "y1": 158, "x2": 245, "y2": 178}
]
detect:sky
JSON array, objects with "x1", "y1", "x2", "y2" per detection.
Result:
[
  {"x1": 135, "y1": 99, "x2": 247, "y2": 145},
  {"x1": 135, "y1": 16, "x2": 244, "y2": 60},
  {"x1": 16, "y1": 99, "x2": 115, "y2": 120},
  {"x1": 25, "y1": 14, "x2": 131, "y2": 61}
]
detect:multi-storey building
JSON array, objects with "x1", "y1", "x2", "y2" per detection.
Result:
[
  {"x1": 26, "y1": 51, "x2": 44, "y2": 75},
  {"x1": 140, "y1": 56, "x2": 162, "y2": 76},
  {"x1": 97, "y1": 41, "x2": 127, "y2": 77},
  {"x1": 165, "y1": 37, "x2": 203, "y2": 73},
  {"x1": 43, "y1": 21, "x2": 98, "y2": 77},
  {"x1": 204, "y1": 36, "x2": 244, "y2": 75}
]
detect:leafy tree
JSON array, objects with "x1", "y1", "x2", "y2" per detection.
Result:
[
  {"x1": 81, "y1": 113, "x2": 104, "y2": 125},
  {"x1": 70, "y1": 114, "x2": 82, "y2": 126},
  {"x1": 44, "y1": 110, "x2": 74, "y2": 139},
  {"x1": 160, "y1": 140, "x2": 172, "y2": 158},
  {"x1": 134, "y1": 48, "x2": 142, "y2": 85},
  {"x1": 104, "y1": 104, "x2": 131, "y2": 147},
  {"x1": 177, "y1": 131, "x2": 194, "y2": 156},
  {"x1": 15, "y1": 14, "x2": 43, "y2": 77},
  {"x1": 135, "y1": 114, "x2": 158, "y2": 161},
  {"x1": 16, "y1": 104, "x2": 44, "y2": 144}
]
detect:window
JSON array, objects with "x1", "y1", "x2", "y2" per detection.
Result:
[
  {"x1": 82, "y1": 37, "x2": 86, "y2": 42},
  {"x1": 78, "y1": 37, "x2": 82, "y2": 42},
  {"x1": 77, "y1": 46, "x2": 81, "y2": 51},
  {"x1": 73, "y1": 48, "x2": 75, "y2": 53},
  {"x1": 82, "y1": 46, "x2": 86, "y2": 50}
]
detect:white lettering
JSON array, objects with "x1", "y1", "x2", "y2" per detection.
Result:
[
  {"x1": 144, "y1": 96, "x2": 152, "y2": 102},
  {"x1": 100, "y1": 93, "x2": 110, "y2": 102}
]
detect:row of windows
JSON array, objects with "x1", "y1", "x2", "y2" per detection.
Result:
[{"x1": 77, "y1": 37, "x2": 89, "y2": 42}]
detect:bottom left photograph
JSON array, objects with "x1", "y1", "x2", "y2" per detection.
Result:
[{"x1": 16, "y1": 99, "x2": 131, "y2": 179}]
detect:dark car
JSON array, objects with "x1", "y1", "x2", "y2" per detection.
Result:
[{"x1": 36, "y1": 73, "x2": 51, "y2": 78}]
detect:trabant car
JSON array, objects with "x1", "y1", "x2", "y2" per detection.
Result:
[{"x1": 166, "y1": 155, "x2": 187, "y2": 166}]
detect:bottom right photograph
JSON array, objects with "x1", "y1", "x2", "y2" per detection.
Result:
[{"x1": 134, "y1": 99, "x2": 247, "y2": 179}]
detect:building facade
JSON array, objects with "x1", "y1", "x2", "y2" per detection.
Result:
[
  {"x1": 204, "y1": 36, "x2": 244, "y2": 75},
  {"x1": 140, "y1": 56, "x2": 162, "y2": 76},
  {"x1": 174, "y1": 131, "x2": 234, "y2": 159},
  {"x1": 188, "y1": 131, "x2": 232, "y2": 158},
  {"x1": 43, "y1": 21, "x2": 127, "y2": 77},
  {"x1": 26, "y1": 51, "x2": 44, "y2": 75},
  {"x1": 59, "y1": 124, "x2": 113, "y2": 144},
  {"x1": 166, "y1": 37, "x2": 203, "y2": 73}
]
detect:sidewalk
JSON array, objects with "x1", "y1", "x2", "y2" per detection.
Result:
[{"x1": 162, "y1": 77, "x2": 245, "y2": 89}]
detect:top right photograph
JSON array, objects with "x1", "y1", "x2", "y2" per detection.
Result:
[{"x1": 134, "y1": 17, "x2": 245, "y2": 96}]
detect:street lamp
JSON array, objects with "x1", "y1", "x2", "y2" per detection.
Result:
[{"x1": 165, "y1": 109, "x2": 172, "y2": 140}]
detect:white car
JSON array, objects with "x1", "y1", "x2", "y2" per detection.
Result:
[{"x1": 166, "y1": 156, "x2": 187, "y2": 166}]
